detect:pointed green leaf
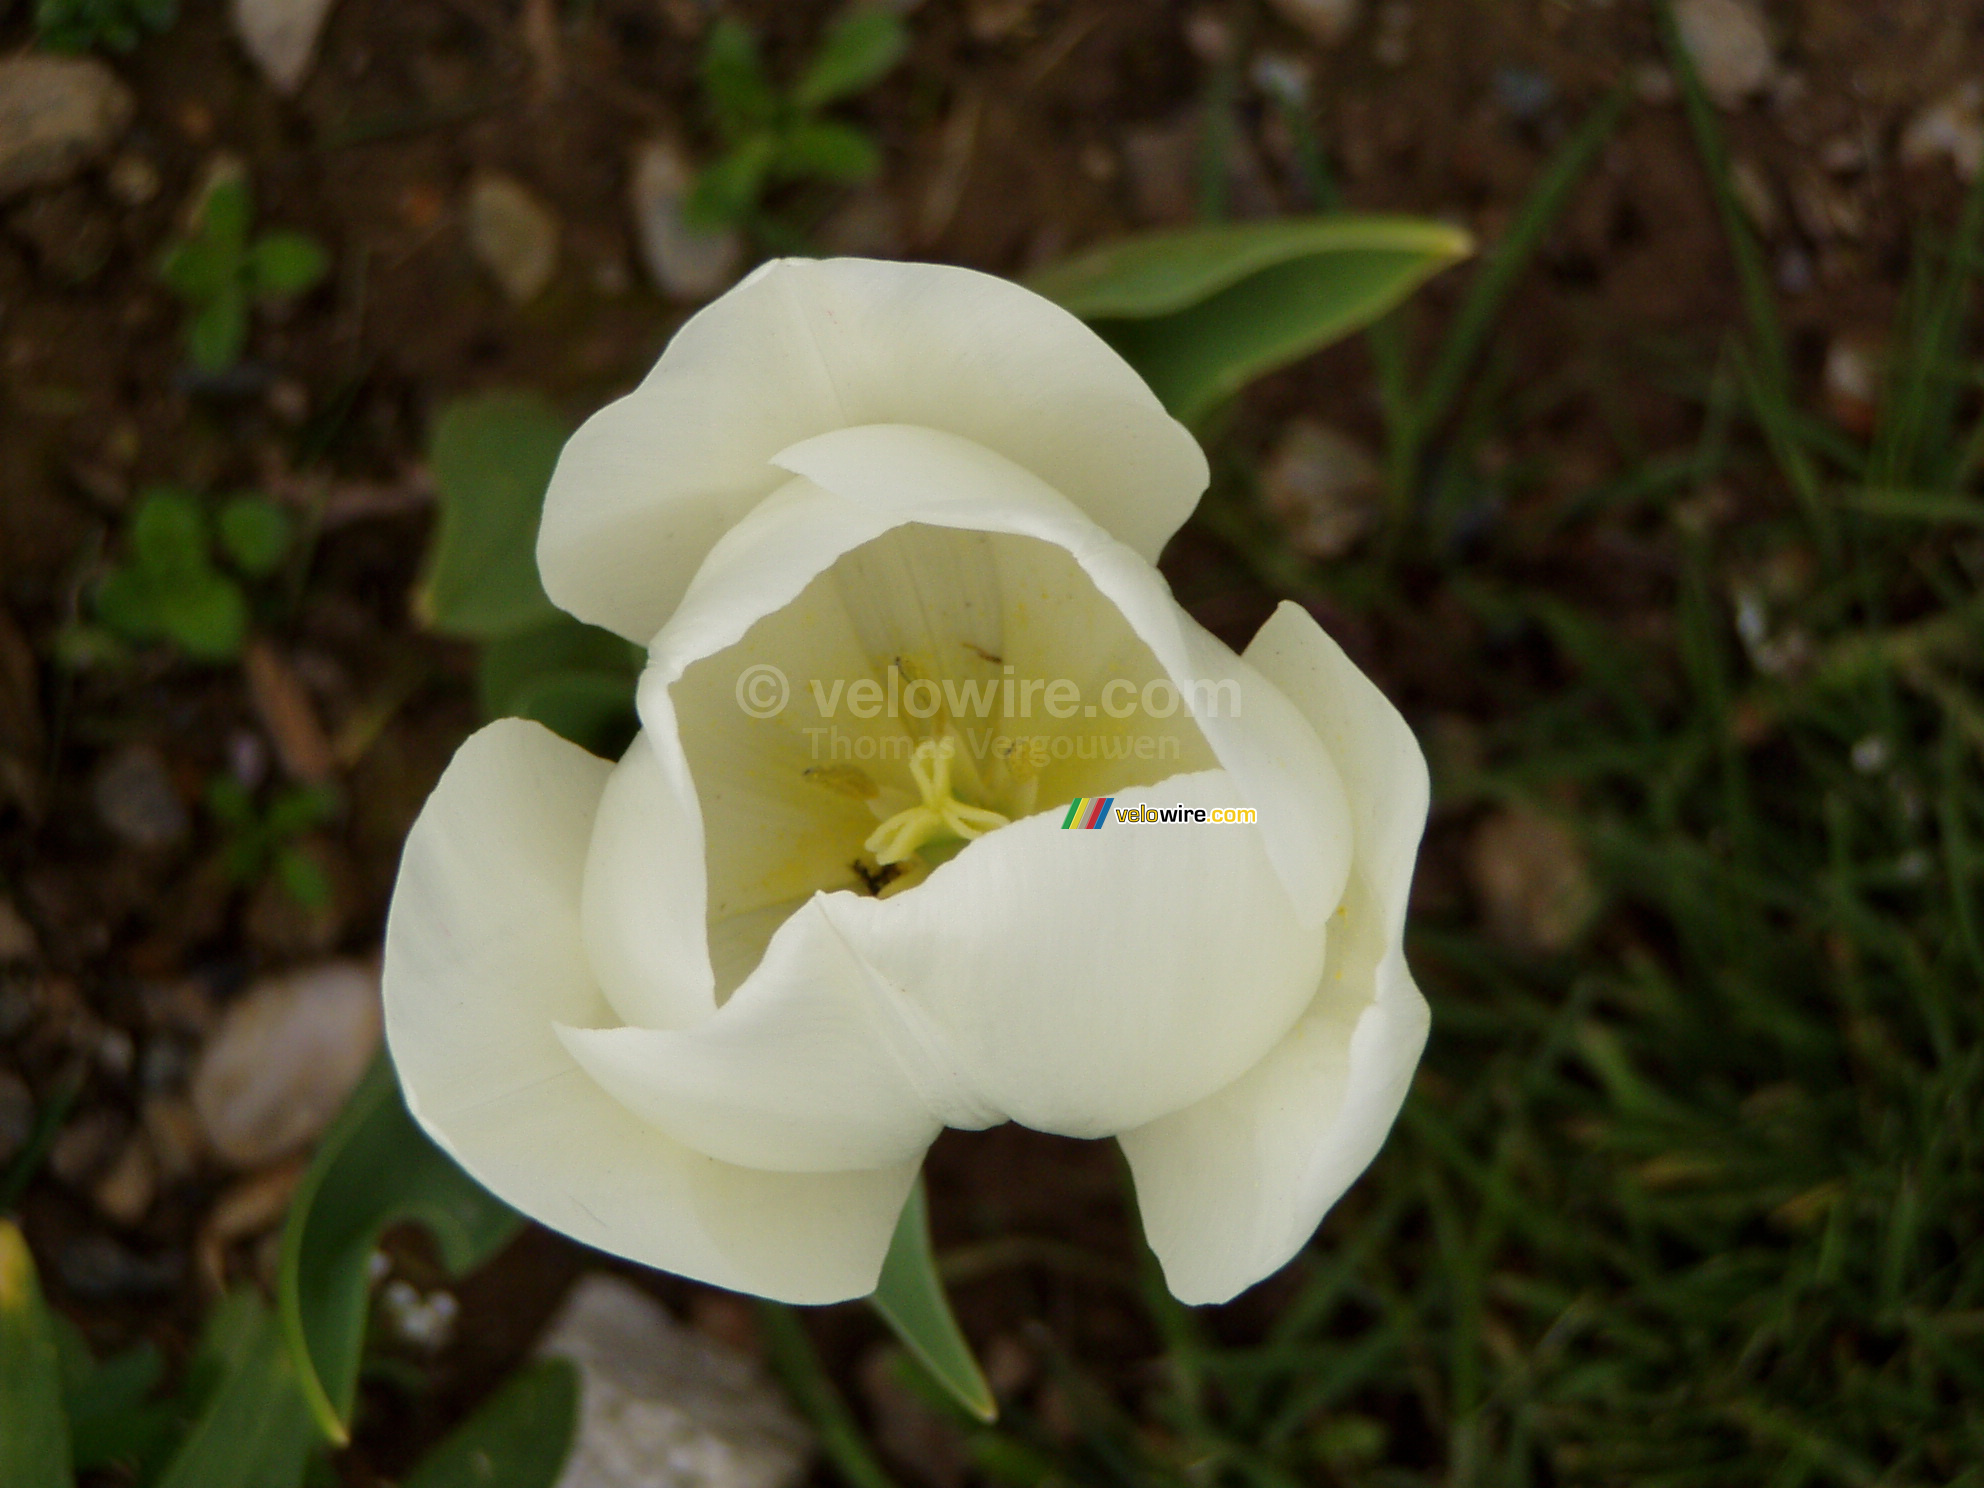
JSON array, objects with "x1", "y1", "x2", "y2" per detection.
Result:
[
  {"x1": 128, "y1": 490, "x2": 211, "y2": 579},
  {"x1": 199, "y1": 175, "x2": 255, "y2": 256},
  {"x1": 401, "y1": 1360, "x2": 579, "y2": 1488},
  {"x1": 216, "y1": 496, "x2": 293, "y2": 577},
  {"x1": 776, "y1": 120, "x2": 881, "y2": 185},
  {"x1": 477, "y1": 618, "x2": 642, "y2": 754},
  {"x1": 277, "y1": 1057, "x2": 521, "y2": 1446},
  {"x1": 189, "y1": 283, "x2": 250, "y2": 372},
  {"x1": 153, "y1": 574, "x2": 249, "y2": 662},
  {"x1": 702, "y1": 17, "x2": 780, "y2": 140},
  {"x1": 1028, "y1": 215, "x2": 1471, "y2": 425},
  {"x1": 61, "y1": 1335, "x2": 175, "y2": 1475},
  {"x1": 868, "y1": 1180, "x2": 995, "y2": 1424},
  {"x1": 686, "y1": 135, "x2": 778, "y2": 230},
  {"x1": 154, "y1": 1292, "x2": 318, "y2": 1488},
  {"x1": 0, "y1": 1220, "x2": 74, "y2": 1488},
  {"x1": 792, "y1": 7, "x2": 908, "y2": 110},
  {"x1": 416, "y1": 392, "x2": 572, "y2": 640},
  {"x1": 158, "y1": 235, "x2": 239, "y2": 302},
  {"x1": 249, "y1": 233, "x2": 330, "y2": 299}
]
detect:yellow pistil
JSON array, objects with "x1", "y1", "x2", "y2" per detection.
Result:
[{"x1": 863, "y1": 739, "x2": 1010, "y2": 867}]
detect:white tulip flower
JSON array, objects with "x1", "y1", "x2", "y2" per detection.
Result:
[{"x1": 383, "y1": 258, "x2": 1430, "y2": 1306}]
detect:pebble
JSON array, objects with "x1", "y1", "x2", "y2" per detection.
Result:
[
  {"x1": 539, "y1": 1274, "x2": 813, "y2": 1488},
  {"x1": 628, "y1": 139, "x2": 742, "y2": 301},
  {"x1": 93, "y1": 1133, "x2": 157, "y2": 1226},
  {"x1": 1673, "y1": 0, "x2": 1775, "y2": 110},
  {"x1": 1260, "y1": 420, "x2": 1384, "y2": 561},
  {"x1": 1466, "y1": 807, "x2": 1598, "y2": 955},
  {"x1": 106, "y1": 151, "x2": 160, "y2": 206},
  {"x1": 1823, "y1": 338, "x2": 1880, "y2": 438},
  {"x1": 468, "y1": 171, "x2": 560, "y2": 306},
  {"x1": 0, "y1": 56, "x2": 135, "y2": 202},
  {"x1": 0, "y1": 1072, "x2": 32, "y2": 1166},
  {"x1": 231, "y1": 0, "x2": 340, "y2": 95},
  {"x1": 1263, "y1": 0, "x2": 1359, "y2": 45},
  {"x1": 1900, "y1": 82, "x2": 1983, "y2": 182},
  {"x1": 58, "y1": 1233, "x2": 182, "y2": 1299},
  {"x1": 191, "y1": 961, "x2": 380, "y2": 1167},
  {"x1": 93, "y1": 744, "x2": 190, "y2": 851},
  {"x1": 0, "y1": 897, "x2": 35, "y2": 962}
]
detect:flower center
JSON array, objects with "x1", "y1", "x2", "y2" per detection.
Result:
[{"x1": 864, "y1": 738, "x2": 1011, "y2": 867}]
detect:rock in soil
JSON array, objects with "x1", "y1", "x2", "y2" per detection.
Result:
[
  {"x1": 93, "y1": 1133, "x2": 158, "y2": 1226},
  {"x1": 92, "y1": 744, "x2": 190, "y2": 851},
  {"x1": 628, "y1": 139, "x2": 741, "y2": 301},
  {"x1": 0, "y1": 56, "x2": 134, "y2": 202},
  {"x1": 1259, "y1": 420, "x2": 1384, "y2": 560},
  {"x1": 1900, "y1": 83, "x2": 1983, "y2": 182},
  {"x1": 1672, "y1": 0, "x2": 1776, "y2": 110},
  {"x1": 232, "y1": 0, "x2": 341, "y2": 95},
  {"x1": 539, "y1": 1274, "x2": 813, "y2": 1488},
  {"x1": 191, "y1": 961, "x2": 380, "y2": 1167},
  {"x1": 1467, "y1": 807, "x2": 1599, "y2": 955},
  {"x1": 1263, "y1": 0, "x2": 1360, "y2": 45},
  {"x1": 469, "y1": 171, "x2": 560, "y2": 306}
]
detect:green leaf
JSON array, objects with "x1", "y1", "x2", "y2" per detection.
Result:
[
  {"x1": 416, "y1": 392, "x2": 571, "y2": 640},
  {"x1": 477, "y1": 618, "x2": 642, "y2": 753},
  {"x1": 154, "y1": 1292, "x2": 317, "y2": 1488},
  {"x1": 93, "y1": 565, "x2": 163, "y2": 643},
  {"x1": 400, "y1": 1360, "x2": 579, "y2": 1488},
  {"x1": 776, "y1": 120, "x2": 881, "y2": 184},
  {"x1": 792, "y1": 6, "x2": 908, "y2": 110},
  {"x1": 128, "y1": 489, "x2": 211, "y2": 579},
  {"x1": 869, "y1": 1180, "x2": 996, "y2": 1424},
  {"x1": 1030, "y1": 216, "x2": 1471, "y2": 426},
  {"x1": 249, "y1": 233, "x2": 330, "y2": 298},
  {"x1": 686, "y1": 135, "x2": 778, "y2": 230},
  {"x1": 199, "y1": 175, "x2": 255, "y2": 257},
  {"x1": 63, "y1": 1338, "x2": 175, "y2": 1473},
  {"x1": 702, "y1": 17, "x2": 780, "y2": 140},
  {"x1": 273, "y1": 848, "x2": 331, "y2": 911},
  {"x1": 159, "y1": 235, "x2": 239, "y2": 302},
  {"x1": 189, "y1": 283, "x2": 250, "y2": 372},
  {"x1": 277, "y1": 1057, "x2": 521, "y2": 1446},
  {"x1": 153, "y1": 573, "x2": 250, "y2": 662},
  {"x1": 217, "y1": 496, "x2": 293, "y2": 576},
  {"x1": 0, "y1": 1220, "x2": 74, "y2": 1488}
]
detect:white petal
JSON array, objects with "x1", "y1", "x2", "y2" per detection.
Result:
[
  {"x1": 558, "y1": 897, "x2": 958, "y2": 1174},
  {"x1": 639, "y1": 426, "x2": 1352, "y2": 923},
  {"x1": 1119, "y1": 605, "x2": 1431, "y2": 1304},
  {"x1": 825, "y1": 771, "x2": 1329, "y2": 1138},
  {"x1": 770, "y1": 424, "x2": 1353, "y2": 921},
  {"x1": 538, "y1": 257, "x2": 1207, "y2": 643},
  {"x1": 580, "y1": 732, "x2": 713, "y2": 1030},
  {"x1": 383, "y1": 719, "x2": 917, "y2": 1303}
]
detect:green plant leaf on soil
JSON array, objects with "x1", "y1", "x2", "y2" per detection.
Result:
[
  {"x1": 416, "y1": 391, "x2": 571, "y2": 640},
  {"x1": 153, "y1": 1291, "x2": 318, "y2": 1488},
  {"x1": 1027, "y1": 213, "x2": 1470, "y2": 320},
  {"x1": 477, "y1": 618, "x2": 642, "y2": 752},
  {"x1": 93, "y1": 565, "x2": 164, "y2": 643},
  {"x1": 687, "y1": 135, "x2": 779, "y2": 229},
  {"x1": 56, "y1": 1327, "x2": 176, "y2": 1475},
  {"x1": 249, "y1": 232, "x2": 330, "y2": 298},
  {"x1": 158, "y1": 234, "x2": 238, "y2": 301},
  {"x1": 1, "y1": 1220, "x2": 74, "y2": 1488},
  {"x1": 189, "y1": 283, "x2": 250, "y2": 372},
  {"x1": 1031, "y1": 217, "x2": 1470, "y2": 426},
  {"x1": 777, "y1": 119, "x2": 881, "y2": 184},
  {"x1": 217, "y1": 495, "x2": 293, "y2": 576},
  {"x1": 198, "y1": 174, "x2": 255, "y2": 256},
  {"x1": 702, "y1": 16, "x2": 780, "y2": 141},
  {"x1": 399, "y1": 1360, "x2": 579, "y2": 1488},
  {"x1": 869, "y1": 1180, "x2": 997, "y2": 1424},
  {"x1": 151, "y1": 571, "x2": 249, "y2": 661},
  {"x1": 277, "y1": 1056, "x2": 521, "y2": 1446},
  {"x1": 128, "y1": 489, "x2": 210, "y2": 577},
  {"x1": 792, "y1": 6, "x2": 908, "y2": 110}
]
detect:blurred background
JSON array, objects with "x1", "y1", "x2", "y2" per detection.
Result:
[{"x1": 3, "y1": 1, "x2": 1982, "y2": 1485}]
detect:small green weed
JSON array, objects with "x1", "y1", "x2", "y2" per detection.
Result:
[
  {"x1": 688, "y1": 6, "x2": 907, "y2": 231},
  {"x1": 83, "y1": 489, "x2": 294, "y2": 663},
  {"x1": 205, "y1": 776, "x2": 339, "y2": 909},
  {"x1": 34, "y1": 0, "x2": 175, "y2": 54},
  {"x1": 158, "y1": 166, "x2": 330, "y2": 374}
]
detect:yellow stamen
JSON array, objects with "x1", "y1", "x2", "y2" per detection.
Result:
[{"x1": 863, "y1": 739, "x2": 1010, "y2": 867}]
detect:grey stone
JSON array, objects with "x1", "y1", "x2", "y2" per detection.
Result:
[
  {"x1": 93, "y1": 744, "x2": 189, "y2": 850},
  {"x1": 469, "y1": 172, "x2": 560, "y2": 306},
  {"x1": 231, "y1": 0, "x2": 341, "y2": 95},
  {"x1": 540, "y1": 1274, "x2": 812, "y2": 1488},
  {"x1": 629, "y1": 140, "x2": 742, "y2": 301},
  {"x1": 1260, "y1": 420, "x2": 1383, "y2": 561},
  {"x1": 191, "y1": 961, "x2": 380, "y2": 1166},
  {"x1": 1673, "y1": 0, "x2": 1775, "y2": 110},
  {"x1": 1901, "y1": 83, "x2": 1983, "y2": 182},
  {"x1": 0, "y1": 56, "x2": 134, "y2": 201}
]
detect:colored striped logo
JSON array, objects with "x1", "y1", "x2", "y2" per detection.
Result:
[{"x1": 1061, "y1": 796, "x2": 1115, "y2": 830}]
